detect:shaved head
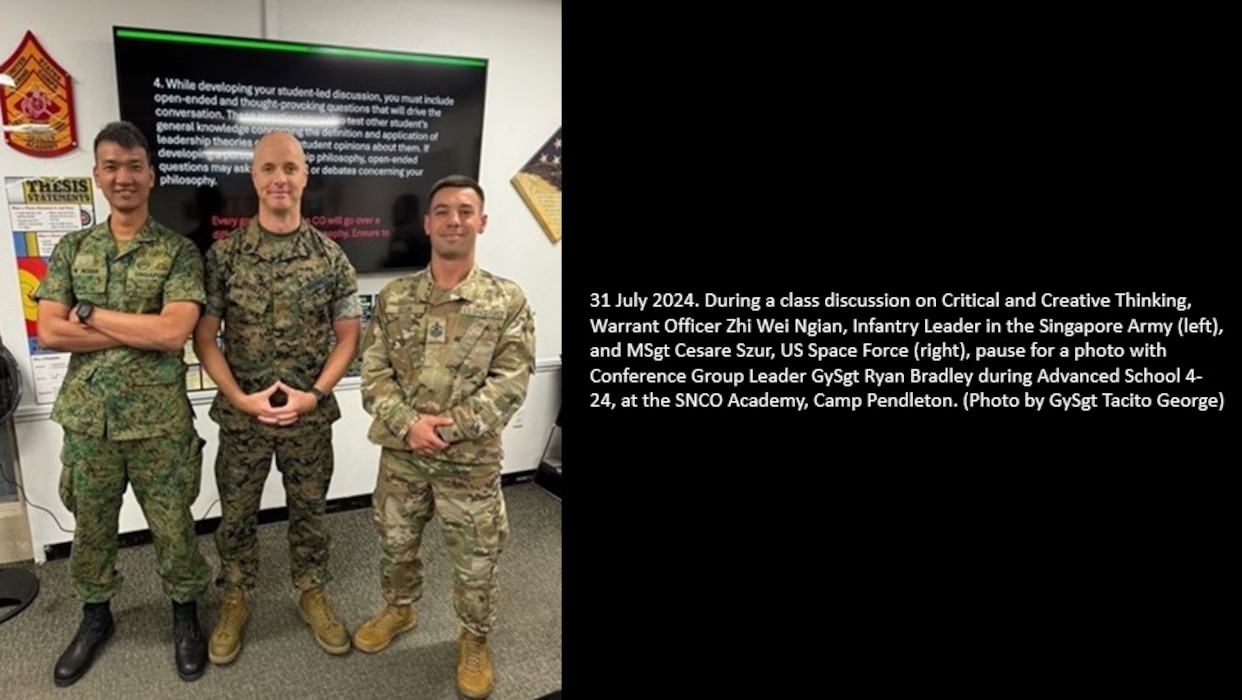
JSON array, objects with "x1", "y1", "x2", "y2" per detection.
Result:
[
  {"x1": 253, "y1": 131, "x2": 306, "y2": 168},
  {"x1": 252, "y1": 131, "x2": 309, "y2": 220}
]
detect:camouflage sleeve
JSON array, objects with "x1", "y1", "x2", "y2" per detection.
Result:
[
  {"x1": 202, "y1": 240, "x2": 227, "y2": 319},
  {"x1": 163, "y1": 237, "x2": 206, "y2": 305},
  {"x1": 330, "y1": 244, "x2": 361, "y2": 320},
  {"x1": 359, "y1": 288, "x2": 420, "y2": 440},
  {"x1": 32, "y1": 233, "x2": 78, "y2": 306},
  {"x1": 439, "y1": 291, "x2": 536, "y2": 444}
]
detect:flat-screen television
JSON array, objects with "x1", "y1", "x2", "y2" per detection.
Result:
[{"x1": 112, "y1": 26, "x2": 488, "y2": 273}]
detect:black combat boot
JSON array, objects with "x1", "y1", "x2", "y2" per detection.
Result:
[
  {"x1": 173, "y1": 599, "x2": 207, "y2": 681},
  {"x1": 54, "y1": 601, "x2": 115, "y2": 687}
]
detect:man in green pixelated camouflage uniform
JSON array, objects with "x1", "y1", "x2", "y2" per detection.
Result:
[
  {"x1": 34, "y1": 121, "x2": 210, "y2": 686},
  {"x1": 192, "y1": 131, "x2": 361, "y2": 665},
  {"x1": 355, "y1": 174, "x2": 535, "y2": 700}
]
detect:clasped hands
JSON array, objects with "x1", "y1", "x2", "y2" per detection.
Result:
[
  {"x1": 406, "y1": 414, "x2": 454, "y2": 457},
  {"x1": 236, "y1": 381, "x2": 318, "y2": 427}
]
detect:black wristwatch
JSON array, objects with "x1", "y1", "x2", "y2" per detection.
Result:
[
  {"x1": 76, "y1": 302, "x2": 95, "y2": 324},
  {"x1": 309, "y1": 387, "x2": 326, "y2": 404}
]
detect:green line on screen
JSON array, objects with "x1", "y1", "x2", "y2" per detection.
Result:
[
  {"x1": 315, "y1": 47, "x2": 485, "y2": 67},
  {"x1": 115, "y1": 29, "x2": 310, "y2": 53},
  {"x1": 114, "y1": 29, "x2": 486, "y2": 67}
]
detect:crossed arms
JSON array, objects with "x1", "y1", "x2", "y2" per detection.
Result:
[{"x1": 36, "y1": 299, "x2": 200, "y2": 354}]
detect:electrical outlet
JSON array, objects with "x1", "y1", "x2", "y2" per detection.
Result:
[{"x1": 512, "y1": 410, "x2": 525, "y2": 429}]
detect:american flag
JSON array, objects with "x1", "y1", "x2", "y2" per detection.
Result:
[{"x1": 520, "y1": 127, "x2": 561, "y2": 191}]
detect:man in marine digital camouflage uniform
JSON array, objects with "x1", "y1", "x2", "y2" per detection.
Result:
[
  {"x1": 34, "y1": 120, "x2": 210, "y2": 686},
  {"x1": 355, "y1": 174, "x2": 535, "y2": 700},
  {"x1": 192, "y1": 131, "x2": 361, "y2": 664}
]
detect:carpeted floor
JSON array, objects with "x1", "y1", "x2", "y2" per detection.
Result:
[{"x1": 0, "y1": 482, "x2": 561, "y2": 699}]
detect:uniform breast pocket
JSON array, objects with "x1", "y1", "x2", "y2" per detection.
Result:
[
  {"x1": 225, "y1": 283, "x2": 269, "y2": 324},
  {"x1": 451, "y1": 320, "x2": 501, "y2": 380},
  {"x1": 70, "y1": 269, "x2": 108, "y2": 305},
  {"x1": 296, "y1": 278, "x2": 335, "y2": 321},
  {"x1": 126, "y1": 270, "x2": 167, "y2": 312},
  {"x1": 384, "y1": 311, "x2": 425, "y2": 374}
]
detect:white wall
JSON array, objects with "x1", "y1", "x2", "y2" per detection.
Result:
[{"x1": 0, "y1": 0, "x2": 561, "y2": 561}]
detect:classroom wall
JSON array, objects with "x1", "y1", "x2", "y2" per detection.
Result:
[{"x1": 0, "y1": 0, "x2": 561, "y2": 560}]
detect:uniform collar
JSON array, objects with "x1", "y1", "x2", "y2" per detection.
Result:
[
  {"x1": 97, "y1": 216, "x2": 163, "y2": 257},
  {"x1": 420, "y1": 263, "x2": 483, "y2": 303},
  {"x1": 237, "y1": 217, "x2": 317, "y2": 261}
]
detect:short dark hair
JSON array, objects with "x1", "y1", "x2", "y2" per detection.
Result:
[
  {"x1": 428, "y1": 175, "x2": 484, "y2": 208},
  {"x1": 93, "y1": 121, "x2": 150, "y2": 161}
]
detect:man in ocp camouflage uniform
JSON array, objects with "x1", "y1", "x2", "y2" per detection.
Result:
[
  {"x1": 192, "y1": 131, "x2": 361, "y2": 664},
  {"x1": 355, "y1": 174, "x2": 535, "y2": 700},
  {"x1": 34, "y1": 121, "x2": 210, "y2": 686}
]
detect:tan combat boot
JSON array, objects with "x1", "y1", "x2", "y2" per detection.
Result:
[
  {"x1": 353, "y1": 604, "x2": 418, "y2": 653},
  {"x1": 457, "y1": 629, "x2": 494, "y2": 699},
  {"x1": 209, "y1": 588, "x2": 248, "y2": 665},
  {"x1": 298, "y1": 586, "x2": 351, "y2": 655}
]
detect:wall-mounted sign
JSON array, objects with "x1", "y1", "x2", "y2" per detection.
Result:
[
  {"x1": 1, "y1": 31, "x2": 78, "y2": 157},
  {"x1": 5, "y1": 176, "x2": 96, "y2": 403}
]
